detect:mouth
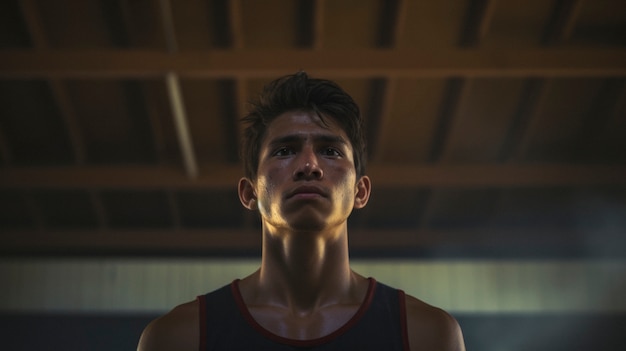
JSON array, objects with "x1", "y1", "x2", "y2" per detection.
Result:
[{"x1": 286, "y1": 185, "x2": 328, "y2": 199}]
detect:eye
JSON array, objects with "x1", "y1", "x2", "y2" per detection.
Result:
[
  {"x1": 273, "y1": 147, "x2": 294, "y2": 157},
  {"x1": 321, "y1": 147, "x2": 342, "y2": 157}
]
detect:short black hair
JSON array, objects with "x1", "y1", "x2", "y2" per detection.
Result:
[{"x1": 240, "y1": 72, "x2": 367, "y2": 180}]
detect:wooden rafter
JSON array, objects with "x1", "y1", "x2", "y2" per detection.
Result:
[
  {"x1": 428, "y1": 78, "x2": 466, "y2": 163},
  {"x1": 113, "y1": 0, "x2": 166, "y2": 165},
  {"x1": 228, "y1": 0, "x2": 247, "y2": 137},
  {"x1": 460, "y1": 0, "x2": 498, "y2": 47},
  {"x1": 156, "y1": 1, "x2": 198, "y2": 179},
  {"x1": 498, "y1": 78, "x2": 547, "y2": 162},
  {"x1": 542, "y1": 0, "x2": 584, "y2": 46},
  {"x1": 372, "y1": 79, "x2": 397, "y2": 163},
  {"x1": 1, "y1": 49, "x2": 624, "y2": 78},
  {"x1": 390, "y1": 0, "x2": 408, "y2": 47},
  {"x1": 158, "y1": 0, "x2": 178, "y2": 52},
  {"x1": 508, "y1": 0, "x2": 583, "y2": 162},
  {"x1": 312, "y1": 0, "x2": 325, "y2": 49},
  {"x1": 19, "y1": 0, "x2": 86, "y2": 164},
  {"x1": 228, "y1": 0, "x2": 244, "y2": 49},
  {"x1": 165, "y1": 72, "x2": 198, "y2": 179},
  {"x1": 437, "y1": 0, "x2": 495, "y2": 162},
  {"x1": 372, "y1": 0, "x2": 408, "y2": 162}
]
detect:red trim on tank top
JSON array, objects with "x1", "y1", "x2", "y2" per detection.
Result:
[
  {"x1": 231, "y1": 277, "x2": 377, "y2": 348},
  {"x1": 197, "y1": 295, "x2": 207, "y2": 351},
  {"x1": 398, "y1": 289, "x2": 410, "y2": 351}
]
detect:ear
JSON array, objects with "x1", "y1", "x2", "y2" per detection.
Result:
[
  {"x1": 238, "y1": 177, "x2": 258, "y2": 210},
  {"x1": 353, "y1": 175, "x2": 371, "y2": 209}
]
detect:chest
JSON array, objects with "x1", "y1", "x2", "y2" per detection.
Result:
[{"x1": 247, "y1": 304, "x2": 361, "y2": 340}]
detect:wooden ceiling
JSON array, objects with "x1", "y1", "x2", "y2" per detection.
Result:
[{"x1": 1, "y1": 0, "x2": 625, "y2": 258}]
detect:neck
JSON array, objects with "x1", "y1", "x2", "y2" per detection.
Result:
[{"x1": 257, "y1": 224, "x2": 354, "y2": 313}]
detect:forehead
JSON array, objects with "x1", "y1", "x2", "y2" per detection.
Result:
[{"x1": 262, "y1": 111, "x2": 350, "y2": 145}]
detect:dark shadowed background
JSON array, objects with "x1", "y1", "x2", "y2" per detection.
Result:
[{"x1": 1, "y1": 0, "x2": 625, "y2": 350}]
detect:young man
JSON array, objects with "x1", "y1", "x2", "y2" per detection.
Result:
[{"x1": 137, "y1": 72, "x2": 465, "y2": 350}]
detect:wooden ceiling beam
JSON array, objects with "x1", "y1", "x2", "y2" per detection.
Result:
[
  {"x1": 19, "y1": 0, "x2": 87, "y2": 164},
  {"x1": 228, "y1": 0, "x2": 244, "y2": 49},
  {"x1": 1, "y1": 49, "x2": 624, "y2": 78},
  {"x1": 165, "y1": 72, "x2": 199, "y2": 179},
  {"x1": 372, "y1": 0, "x2": 408, "y2": 161},
  {"x1": 157, "y1": 1, "x2": 198, "y2": 179},
  {"x1": 390, "y1": 0, "x2": 408, "y2": 47},
  {"x1": 18, "y1": 0, "x2": 47, "y2": 47},
  {"x1": 1, "y1": 164, "x2": 625, "y2": 189},
  {"x1": 506, "y1": 0, "x2": 582, "y2": 162},
  {"x1": 311, "y1": 0, "x2": 325, "y2": 49},
  {"x1": 542, "y1": 0, "x2": 583, "y2": 46},
  {"x1": 459, "y1": 0, "x2": 497, "y2": 47},
  {"x1": 420, "y1": 0, "x2": 496, "y2": 227},
  {"x1": 228, "y1": 0, "x2": 247, "y2": 137},
  {"x1": 428, "y1": 78, "x2": 467, "y2": 162},
  {"x1": 158, "y1": 0, "x2": 178, "y2": 52},
  {"x1": 497, "y1": 78, "x2": 547, "y2": 162}
]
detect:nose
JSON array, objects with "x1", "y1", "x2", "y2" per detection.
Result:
[{"x1": 293, "y1": 150, "x2": 323, "y2": 180}]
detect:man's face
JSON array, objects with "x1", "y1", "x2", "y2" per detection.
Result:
[{"x1": 247, "y1": 111, "x2": 369, "y2": 234}]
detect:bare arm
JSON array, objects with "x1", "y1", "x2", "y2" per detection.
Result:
[
  {"x1": 405, "y1": 295, "x2": 466, "y2": 351},
  {"x1": 137, "y1": 301, "x2": 199, "y2": 351}
]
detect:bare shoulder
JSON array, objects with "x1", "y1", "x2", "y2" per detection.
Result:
[
  {"x1": 136, "y1": 300, "x2": 199, "y2": 351},
  {"x1": 404, "y1": 294, "x2": 466, "y2": 351}
]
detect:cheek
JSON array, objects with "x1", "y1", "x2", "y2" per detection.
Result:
[
  {"x1": 332, "y1": 166, "x2": 358, "y2": 207},
  {"x1": 256, "y1": 173, "x2": 279, "y2": 212}
]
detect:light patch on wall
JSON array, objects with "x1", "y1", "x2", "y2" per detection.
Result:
[{"x1": 0, "y1": 258, "x2": 624, "y2": 314}]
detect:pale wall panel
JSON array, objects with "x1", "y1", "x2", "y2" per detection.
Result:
[{"x1": 1, "y1": 259, "x2": 625, "y2": 313}]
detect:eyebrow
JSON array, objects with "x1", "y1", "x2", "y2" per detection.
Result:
[{"x1": 267, "y1": 134, "x2": 349, "y2": 148}]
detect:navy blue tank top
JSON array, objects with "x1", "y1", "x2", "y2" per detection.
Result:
[{"x1": 197, "y1": 278, "x2": 410, "y2": 350}]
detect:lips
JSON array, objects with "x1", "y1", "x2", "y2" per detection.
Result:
[{"x1": 286, "y1": 185, "x2": 328, "y2": 199}]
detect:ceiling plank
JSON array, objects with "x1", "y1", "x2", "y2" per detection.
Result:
[
  {"x1": 1, "y1": 49, "x2": 624, "y2": 78},
  {"x1": 1, "y1": 164, "x2": 625, "y2": 189}
]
